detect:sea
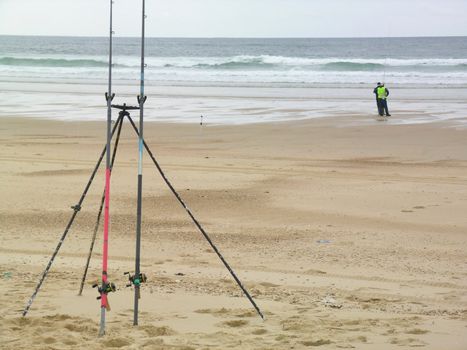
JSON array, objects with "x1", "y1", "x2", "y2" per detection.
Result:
[
  {"x1": 1, "y1": 36, "x2": 467, "y2": 86},
  {"x1": 0, "y1": 36, "x2": 466, "y2": 124}
]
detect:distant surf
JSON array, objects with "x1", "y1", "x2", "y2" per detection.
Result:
[
  {"x1": 0, "y1": 56, "x2": 128, "y2": 68},
  {"x1": 3, "y1": 54, "x2": 467, "y2": 71},
  {"x1": 1, "y1": 36, "x2": 466, "y2": 86}
]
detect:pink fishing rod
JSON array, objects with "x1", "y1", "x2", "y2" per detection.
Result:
[{"x1": 98, "y1": 0, "x2": 115, "y2": 337}]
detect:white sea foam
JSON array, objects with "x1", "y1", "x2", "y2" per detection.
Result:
[{"x1": 1, "y1": 52, "x2": 467, "y2": 87}]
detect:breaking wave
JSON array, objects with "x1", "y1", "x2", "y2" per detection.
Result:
[
  {"x1": 2, "y1": 55, "x2": 467, "y2": 73},
  {"x1": 0, "y1": 56, "x2": 126, "y2": 68}
]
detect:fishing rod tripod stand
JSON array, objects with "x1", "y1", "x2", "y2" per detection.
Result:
[{"x1": 22, "y1": 100, "x2": 265, "y2": 325}]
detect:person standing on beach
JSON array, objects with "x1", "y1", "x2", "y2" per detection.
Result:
[
  {"x1": 375, "y1": 83, "x2": 391, "y2": 116},
  {"x1": 373, "y1": 82, "x2": 383, "y2": 115}
]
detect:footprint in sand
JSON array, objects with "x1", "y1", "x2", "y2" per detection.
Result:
[
  {"x1": 195, "y1": 307, "x2": 230, "y2": 316},
  {"x1": 42, "y1": 337, "x2": 56, "y2": 344},
  {"x1": 275, "y1": 334, "x2": 291, "y2": 342},
  {"x1": 141, "y1": 325, "x2": 175, "y2": 337},
  {"x1": 142, "y1": 339, "x2": 165, "y2": 348},
  {"x1": 64, "y1": 322, "x2": 98, "y2": 333},
  {"x1": 405, "y1": 328, "x2": 429, "y2": 335},
  {"x1": 102, "y1": 338, "x2": 131, "y2": 348},
  {"x1": 413, "y1": 206, "x2": 426, "y2": 210},
  {"x1": 301, "y1": 339, "x2": 332, "y2": 347},
  {"x1": 259, "y1": 281, "x2": 280, "y2": 288},
  {"x1": 195, "y1": 308, "x2": 256, "y2": 319},
  {"x1": 63, "y1": 340, "x2": 78, "y2": 346},
  {"x1": 222, "y1": 319, "x2": 249, "y2": 328},
  {"x1": 347, "y1": 335, "x2": 367, "y2": 343},
  {"x1": 391, "y1": 338, "x2": 426, "y2": 348},
  {"x1": 390, "y1": 337, "x2": 426, "y2": 347}
]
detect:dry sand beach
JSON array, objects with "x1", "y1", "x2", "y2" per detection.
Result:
[{"x1": 1, "y1": 113, "x2": 467, "y2": 349}]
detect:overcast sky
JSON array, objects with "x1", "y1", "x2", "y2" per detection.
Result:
[{"x1": 0, "y1": 0, "x2": 466, "y2": 38}]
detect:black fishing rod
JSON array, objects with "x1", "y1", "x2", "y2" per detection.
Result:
[
  {"x1": 133, "y1": 0, "x2": 147, "y2": 327},
  {"x1": 21, "y1": 113, "x2": 123, "y2": 318},
  {"x1": 99, "y1": 0, "x2": 115, "y2": 337},
  {"x1": 126, "y1": 115, "x2": 265, "y2": 320}
]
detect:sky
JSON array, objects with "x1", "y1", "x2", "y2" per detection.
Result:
[{"x1": 0, "y1": 0, "x2": 466, "y2": 38}]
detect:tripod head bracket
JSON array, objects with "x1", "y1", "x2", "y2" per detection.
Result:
[
  {"x1": 105, "y1": 93, "x2": 116, "y2": 102},
  {"x1": 137, "y1": 95, "x2": 147, "y2": 105},
  {"x1": 111, "y1": 103, "x2": 140, "y2": 111}
]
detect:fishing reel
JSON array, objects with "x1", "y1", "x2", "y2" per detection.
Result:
[
  {"x1": 92, "y1": 281, "x2": 116, "y2": 300},
  {"x1": 124, "y1": 272, "x2": 147, "y2": 287}
]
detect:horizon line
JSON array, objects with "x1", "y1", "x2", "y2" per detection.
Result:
[{"x1": 0, "y1": 34, "x2": 466, "y2": 40}]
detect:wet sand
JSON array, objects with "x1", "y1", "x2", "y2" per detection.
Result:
[
  {"x1": 1, "y1": 81, "x2": 466, "y2": 125},
  {"x1": 1, "y1": 116, "x2": 467, "y2": 349}
]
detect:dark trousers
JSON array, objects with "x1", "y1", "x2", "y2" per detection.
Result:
[{"x1": 377, "y1": 98, "x2": 390, "y2": 116}]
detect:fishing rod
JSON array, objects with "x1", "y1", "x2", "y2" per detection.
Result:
[
  {"x1": 98, "y1": 0, "x2": 115, "y2": 337},
  {"x1": 78, "y1": 115, "x2": 123, "y2": 297},
  {"x1": 133, "y1": 0, "x2": 147, "y2": 327}
]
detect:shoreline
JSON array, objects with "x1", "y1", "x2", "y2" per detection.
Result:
[{"x1": 1, "y1": 81, "x2": 466, "y2": 126}]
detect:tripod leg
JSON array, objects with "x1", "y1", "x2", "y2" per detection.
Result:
[
  {"x1": 22, "y1": 114, "x2": 124, "y2": 317},
  {"x1": 125, "y1": 115, "x2": 265, "y2": 320},
  {"x1": 78, "y1": 116, "x2": 124, "y2": 296}
]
